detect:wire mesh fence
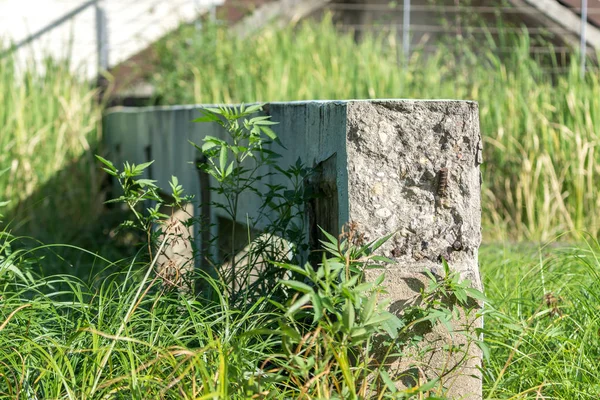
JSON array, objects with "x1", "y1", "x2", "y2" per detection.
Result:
[
  {"x1": 304, "y1": 0, "x2": 599, "y2": 76},
  {"x1": 3, "y1": 0, "x2": 597, "y2": 85}
]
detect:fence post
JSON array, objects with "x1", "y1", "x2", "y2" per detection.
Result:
[
  {"x1": 95, "y1": 0, "x2": 109, "y2": 75},
  {"x1": 580, "y1": 0, "x2": 587, "y2": 77},
  {"x1": 402, "y1": 0, "x2": 411, "y2": 65}
]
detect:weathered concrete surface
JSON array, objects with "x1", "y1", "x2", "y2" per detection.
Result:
[
  {"x1": 345, "y1": 100, "x2": 482, "y2": 399},
  {"x1": 370, "y1": 269, "x2": 482, "y2": 397},
  {"x1": 103, "y1": 100, "x2": 483, "y2": 398},
  {"x1": 155, "y1": 203, "x2": 195, "y2": 291},
  {"x1": 346, "y1": 101, "x2": 482, "y2": 286}
]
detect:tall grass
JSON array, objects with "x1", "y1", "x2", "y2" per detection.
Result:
[
  {"x1": 480, "y1": 240, "x2": 600, "y2": 398},
  {"x1": 151, "y1": 16, "x2": 600, "y2": 242},
  {"x1": 0, "y1": 54, "x2": 103, "y2": 241},
  {"x1": 0, "y1": 261, "x2": 281, "y2": 398},
  {"x1": 0, "y1": 217, "x2": 469, "y2": 399},
  {"x1": 3, "y1": 233, "x2": 600, "y2": 398}
]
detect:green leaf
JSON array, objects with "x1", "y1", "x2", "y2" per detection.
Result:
[
  {"x1": 248, "y1": 116, "x2": 272, "y2": 124},
  {"x1": 286, "y1": 293, "x2": 311, "y2": 317},
  {"x1": 201, "y1": 141, "x2": 218, "y2": 152},
  {"x1": 349, "y1": 327, "x2": 369, "y2": 340},
  {"x1": 310, "y1": 292, "x2": 323, "y2": 323},
  {"x1": 219, "y1": 146, "x2": 228, "y2": 174},
  {"x1": 203, "y1": 107, "x2": 223, "y2": 114},
  {"x1": 454, "y1": 288, "x2": 468, "y2": 304},
  {"x1": 364, "y1": 313, "x2": 393, "y2": 327},
  {"x1": 321, "y1": 240, "x2": 340, "y2": 254},
  {"x1": 354, "y1": 281, "x2": 374, "y2": 292},
  {"x1": 136, "y1": 179, "x2": 157, "y2": 188},
  {"x1": 379, "y1": 370, "x2": 397, "y2": 393},
  {"x1": 371, "y1": 255, "x2": 395, "y2": 263},
  {"x1": 370, "y1": 232, "x2": 395, "y2": 252},
  {"x1": 382, "y1": 313, "x2": 404, "y2": 338},
  {"x1": 318, "y1": 226, "x2": 339, "y2": 247},
  {"x1": 225, "y1": 162, "x2": 234, "y2": 178},
  {"x1": 442, "y1": 257, "x2": 451, "y2": 277},
  {"x1": 272, "y1": 262, "x2": 308, "y2": 277},
  {"x1": 361, "y1": 293, "x2": 377, "y2": 321},
  {"x1": 95, "y1": 155, "x2": 117, "y2": 171},
  {"x1": 0, "y1": 262, "x2": 30, "y2": 283},
  {"x1": 321, "y1": 296, "x2": 335, "y2": 313},
  {"x1": 101, "y1": 167, "x2": 118, "y2": 176},
  {"x1": 502, "y1": 323, "x2": 525, "y2": 332},
  {"x1": 133, "y1": 161, "x2": 154, "y2": 175},
  {"x1": 280, "y1": 280, "x2": 313, "y2": 294},
  {"x1": 207, "y1": 169, "x2": 221, "y2": 181},
  {"x1": 255, "y1": 119, "x2": 279, "y2": 126},
  {"x1": 342, "y1": 274, "x2": 360, "y2": 289},
  {"x1": 244, "y1": 104, "x2": 263, "y2": 114},
  {"x1": 203, "y1": 135, "x2": 223, "y2": 143},
  {"x1": 260, "y1": 126, "x2": 278, "y2": 140},
  {"x1": 148, "y1": 208, "x2": 169, "y2": 219},
  {"x1": 279, "y1": 323, "x2": 302, "y2": 342},
  {"x1": 192, "y1": 113, "x2": 219, "y2": 123},
  {"x1": 477, "y1": 340, "x2": 491, "y2": 362},
  {"x1": 465, "y1": 287, "x2": 489, "y2": 302},
  {"x1": 342, "y1": 299, "x2": 355, "y2": 331},
  {"x1": 416, "y1": 377, "x2": 439, "y2": 392}
]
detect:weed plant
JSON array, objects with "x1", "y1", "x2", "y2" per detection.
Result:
[
  {"x1": 0, "y1": 233, "x2": 484, "y2": 399},
  {"x1": 150, "y1": 15, "x2": 600, "y2": 242}
]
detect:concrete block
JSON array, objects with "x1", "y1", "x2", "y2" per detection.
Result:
[
  {"x1": 345, "y1": 101, "x2": 483, "y2": 399},
  {"x1": 103, "y1": 100, "x2": 483, "y2": 398},
  {"x1": 345, "y1": 101, "x2": 482, "y2": 285}
]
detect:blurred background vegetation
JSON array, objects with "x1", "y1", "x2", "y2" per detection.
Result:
[
  {"x1": 2, "y1": 4, "x2": 598, "y2": 245},
  {"x1": 0, "y1": 56, "x2": 102, "y2": 239}
]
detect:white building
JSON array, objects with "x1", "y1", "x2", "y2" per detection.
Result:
[{"x1": 0, "y1": 0, "x2": 223, "y2": 79}]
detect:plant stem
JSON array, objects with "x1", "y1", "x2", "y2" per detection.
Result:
[{"x1": 90, "y1": 233, "x2": 169, "y2": 395}]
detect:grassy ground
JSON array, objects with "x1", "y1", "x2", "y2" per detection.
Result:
[
  {"x1": 0, "y1": 51, "x2": 135, "y2": 277},
  {"x1": 2, "y1": 229, "x2": 599, "y2": 398},
  {"x1": 480, "y1": 240, "x2": 600, "y2": 398}
]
